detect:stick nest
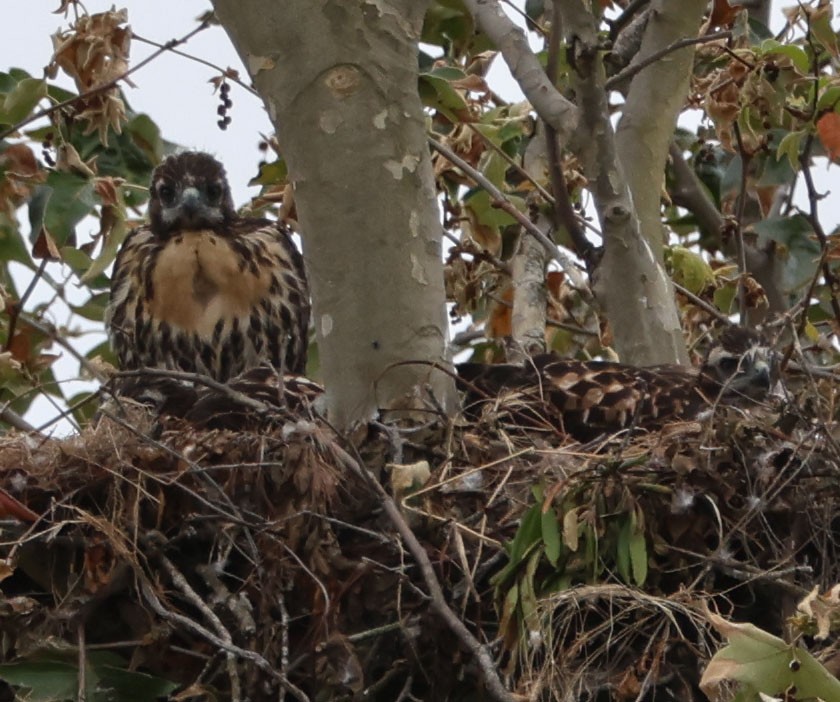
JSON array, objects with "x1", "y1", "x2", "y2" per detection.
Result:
[{"x1": 0, "y1": 375, "x2": 838, "y2": 701}]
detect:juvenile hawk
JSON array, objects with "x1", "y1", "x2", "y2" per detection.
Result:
[
  {"x1": 106, "y1": 152, "x2": 309, "y2": 381},
  {"x1": 458, "y1": 327, "x2": 774, "y2": 439}
]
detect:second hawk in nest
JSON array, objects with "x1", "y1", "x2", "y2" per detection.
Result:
[
  {"x1": 106, "y1": 152, "x2": 309, "y2": 382},
  {"x1": 458, "y1": 327, "x2": 774, "y2": 439}
]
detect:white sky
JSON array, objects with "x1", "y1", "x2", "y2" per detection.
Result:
[{"x1": 1, "y1": 1, "x2": 836, "y2": 433}]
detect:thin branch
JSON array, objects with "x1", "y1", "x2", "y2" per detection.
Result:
[
  {"x1": 4, "y1": 259, "x2": 48, "y2": 352},
  {"x1": 429, "y1": 137, "x2": 592, "y2": 300},
  {"x1": 672, "y1": 282, "x2": 732, "y2": 325},
  {"x1": 114, "y1": 367, "x2": 271, "y2": 414},
  {"x1": 546, "y1": 1, "x2": 594, "y2": 264},
  {"x1": 19, "y1": 313, "x2": 106, "y2": 382},
  {"x1": 731, "y1": 123, "x2": 751, "y2": 324},
  {"x1": 462, "y1": 0, "x2": 579, "y2": 146},
  {"x1": 0, "y1": 21, "x2": 210, "y2": 141},
  {"x1": 607, "y1": 0, "x2": 650, "y2": 38},
  {"x1": 798, "y1": 143, "x2": 840, "y2": 328},
  {"x1": 606, "y1": 32, "x2": 732, "y2": 91},
  {"x1": 797, "y1": 18, "x2": 840, "y2": 332},
  {"x1": 138, "y1": 578, "x2": 309, "y2": 702},
  {"x1": 0, "y1": 406, "x2": 37, "y2": 433},
  {"x1": 131, "y1": 32, "x2": 259, "y2": 96}
]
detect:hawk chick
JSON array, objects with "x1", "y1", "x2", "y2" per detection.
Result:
[
  {"x1": 106, "y1": 152, "x2": 309, "y2": 381},
  {"x1": 458, "y1": 327, "x2": 774, "y2": 439}
]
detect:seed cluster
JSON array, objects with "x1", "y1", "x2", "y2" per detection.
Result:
[{"x1": 217, "y1": 81, "x2": 233, "y2": 131}]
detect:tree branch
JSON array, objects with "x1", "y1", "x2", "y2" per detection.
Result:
[
  {"x1": 462, "y1": 0, "x2": 579, "y2": 148},
  {"x1": 429, "y1": 137, "x2": 591, "y2": 300},
  {"x1": 558, "y1": 0, "x2": 688, "y2": 364},
  {"x1": 544, "y1": 6, "x2": 594, "y2": 264},
  {"x1": 0, "y1": 22, "x2": 210, "y2": 141}
]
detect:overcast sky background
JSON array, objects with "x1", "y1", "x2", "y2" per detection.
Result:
[{"x1": 1, "y1": 2, "x2": 836, "y2": 434}]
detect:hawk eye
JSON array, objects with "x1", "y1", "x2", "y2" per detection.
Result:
[
  {"x1": 158, "y1": 183, "x2": 176, "y2": 206},
  {"x1": 206, "y1": 182, "x2": 224, "y2": 204}
]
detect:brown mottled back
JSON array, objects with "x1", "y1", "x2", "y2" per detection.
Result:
[{"x1": 458, "y1": 329, "x2": 773, "y2": 439}]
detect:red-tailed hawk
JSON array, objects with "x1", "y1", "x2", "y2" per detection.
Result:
[
  {"x1": 106, "y1": 152, "x2": 309, "y2": 382},
  {"x1": 458, "y1": 327, "x2": 774, "y2": 439}
]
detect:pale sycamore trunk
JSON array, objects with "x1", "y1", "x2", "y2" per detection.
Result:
[{"x1": 212, "y1": 0, "x2": 456, "y2": 428}]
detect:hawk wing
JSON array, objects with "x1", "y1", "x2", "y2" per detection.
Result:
[
  {"x1": 458, "y1": 356, "x2": 703, "y2": 439},
  {"x1": 107, "y1": 219, "x2": 309, "y2": 381}
]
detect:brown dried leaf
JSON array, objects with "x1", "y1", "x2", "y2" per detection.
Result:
[
  {"x1": 709, "y1": 0, "x2": 744, "y2": 28},
  {"x1": 56, "y1": 143, "x2": 95, "y2": 177},
  {"x1": 32, "y1": 228, "x2": 61, "y2": 260},
  {"x1": 486, "y1": 284, "x2": 513, "y2": 338},
  {"x1": 48, "y1": 8, "x2": 131, "y2": 143},
  {"x1": 94, "y1": 176, "x2": 123, "y2": 207},
  {"x1": 817, "y1": 111, "x2": 840, "y2": 162}
]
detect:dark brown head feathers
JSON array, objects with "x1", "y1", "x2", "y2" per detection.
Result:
[{"x1": 148, "y1": 151, "x2": 236, "y2": 237}]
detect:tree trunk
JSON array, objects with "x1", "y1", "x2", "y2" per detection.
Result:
[
  {"x1": 559, "y1": 0, "x2": 688, "y2": 365},
  {"x1": 607, "y1": 0, "x2": 708, "y2": 364},
  {"x1": 211, "y1": 0, "x2": 456, "y2": 428}
]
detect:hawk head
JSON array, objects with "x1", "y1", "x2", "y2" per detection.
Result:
[
  {"x1": 700, "y1": 326, "x2": 775, "y2": 401},
  {"x1": 148, "y1": 152, "x2": 236, "y2": 237}
]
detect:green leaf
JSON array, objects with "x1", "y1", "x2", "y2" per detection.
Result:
[
  {"x1": 509, "y1": 504, "x2": 542, "y2": 565},
  {"x1": 0, "y1": 660, "x2": 82, "y2": 701},
  {"x1": 80, "y1": 217, "x2": 127, "y2": 284},
  {"x1": 541, "y1": 506, "x2": 561, "y2": 567},
  {"x1": 817, "y1": 86, "x2": 840, "y2": 112},
  {"x1": 498, "y1": 581, "x2": 519, "y2": 641},
  {"x1": 628, "y1": 529, "x2": 648, "y2": 586},
  {"x1": 94, "y1": 664, "x2": 179, "y2": 701},
  {"x1": 478, "y1": 149, "x2": 508, "y2": 189},
  {"x1": 464, "y1": 189, "x2": 521, "y2": 228},
  {"x1": 0, "y1": 76, "x2": 47, "y2": 126},
  {"x1": 520, "y1": 550, "x2": 542, "y2": 634},
  {"x1": 755, "y1": 132, "x2": 796, "y2": 186},
  {"x1": 776, "y1": 129, "x2": 806, "y2": 169},
  {"x1": 59, "y1": 246, "x2": 93, "y2": 276},
  {"x1": 124, "y1": 112, "x2": 163, "y2": 162},
  {"x1": 69, "y1": 292, "x2": 110, "y2": 323},
  {"x1": 702, "y1": 613, "x2": 840, "y2": 700},
  {"x1": 424, "y1": 66, "x2": 467, "y2": 81},
  {"x1": 419, "y1": 73, "x2": 469, "y2": 121},
  {"x1": 761, "y1": 41, "x2": 810, "y2": 74},
  {"x1": 0, "y1": 654, "x2": 178, "y2": 702},
  {"x1": 669, "y1": 246, "x2": 715, "y2": 294},
  {"x1": 713, "y1": 281, "x2": 738, "y2": 314},
  {"x1": 249, "y1": 158, "x2": 288, "y2": 187},
  {"x1": 0, "y1": 214, "x2": 34, "y2": 267},
  {"x1": 616, "y1": 519, "x2": 631, "y2": 583},
  {"x1": 28, "y1": 171, "x2": 96, "y2": 249},
  {"x1": 810, "y1": 4, "x2": 840, "y2": 58}
]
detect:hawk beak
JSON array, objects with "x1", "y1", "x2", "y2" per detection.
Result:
[{"x1": 180, "y1": 187, "x2": 202, "y2": 216}]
